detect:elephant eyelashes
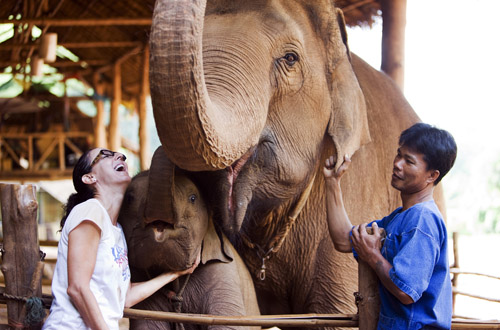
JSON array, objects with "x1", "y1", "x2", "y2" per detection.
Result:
[
  {"x1": 282, "y1": 53, "x2": 298, "y2": 66},
  {"x1": 189, "y1": 194, "x2": 197, "y2": 204}
]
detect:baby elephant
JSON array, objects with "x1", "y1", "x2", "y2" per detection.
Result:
[{"x1": 118, "y1": 147, "x2": 260, "y2": 330}]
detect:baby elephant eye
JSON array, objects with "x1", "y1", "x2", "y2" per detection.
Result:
[
  {"x1": 283, "y1": 52, "x2": 298, "y2": 65},
  {"x1": 189, "y1": 194, "x2": 196, "y2": 204}
]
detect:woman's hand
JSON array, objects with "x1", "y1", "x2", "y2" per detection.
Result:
[
  {"x1": 177, "y1": 251, "x2": 201, "y2": 276},
  {"x1": 126, "y1": 251, "x2": 201, "y2": 308}
]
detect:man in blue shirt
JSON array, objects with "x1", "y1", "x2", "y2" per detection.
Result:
[{"x1": 324, "y1": 123, "x2": 457, "y2": 329}]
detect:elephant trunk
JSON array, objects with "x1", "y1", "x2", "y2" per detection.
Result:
[{"x1": 150, "y1": 0, "x2": 262, "y2": 171}]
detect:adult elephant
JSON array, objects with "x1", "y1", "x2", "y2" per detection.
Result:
[{"x1": 149, "y1": 0, "x2": 443, "y2": 324}]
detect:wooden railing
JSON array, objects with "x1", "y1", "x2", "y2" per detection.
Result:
[
  {"x1": 451, "y1": 232, "x2": 500, "y2": 319},
  {"x1": 0, "y1": 131, "x2": 92, "y2": 180}
]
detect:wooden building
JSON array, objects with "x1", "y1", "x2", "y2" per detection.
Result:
[{"x1": 0, "y1": 0, "x2": 407, "y2": 182}]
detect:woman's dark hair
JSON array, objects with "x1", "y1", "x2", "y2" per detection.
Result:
[
  {"x1": 60, "y1": 149, "x2": 96, "y2": 229},
  {"x1": 399, "y1": 123, "x2": 457, "y2": 185}
]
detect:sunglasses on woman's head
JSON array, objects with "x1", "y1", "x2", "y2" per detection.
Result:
[{"x1": 91, "y1": 149, "x2": 126, "y2": 167}]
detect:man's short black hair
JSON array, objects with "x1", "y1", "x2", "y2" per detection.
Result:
[{"x1": 399, "y1": 123, "x2": 457, "y2": 185}]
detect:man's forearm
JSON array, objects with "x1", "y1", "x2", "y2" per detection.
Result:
[
  {"x1": 325, "y1": 178, "x2": 353, "y2": 252},
  {"x1": 369, "y1": 253, "x2": 414, "y2": 305}
]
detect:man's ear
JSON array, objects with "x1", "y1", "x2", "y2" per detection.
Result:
[
  {"x1": 82, "y1": 173, "x2": 95, "y2": 184},
  {"x1": 428, "y1": 170, "x2": 440, "y2": 184}
]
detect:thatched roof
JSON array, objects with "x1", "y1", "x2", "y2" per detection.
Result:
[{"x1": 0, "y1": 0, "x2": 381, "y2": 102}]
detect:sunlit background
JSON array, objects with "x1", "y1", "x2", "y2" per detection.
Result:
[
  {"x1": 349, "y1": 0, "x2": 500, "y2": 235},
  {"x1": 348, "y1": 0, "x2": 500, "y2": 319}
]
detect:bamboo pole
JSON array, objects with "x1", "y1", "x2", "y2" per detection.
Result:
[
  {"x1": 451, "y1": 320, "x2": 500, "y2": 329},
  {"x1": 0, "y1": 184, "x2": 40, "y2": 328},
  {"x1": 124, "y1": 309, "x2": 358, "y2": 328},
  {"x1": 138, "y1": 45, "x2": 151, "y2": 170}
]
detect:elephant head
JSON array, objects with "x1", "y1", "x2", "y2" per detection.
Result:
[
  {"x1": 149, "y1": 0, "x2": 371, "y2": 233},
  {"x1": 118, "y1": 147, "x2": 232, "y2": 277}
]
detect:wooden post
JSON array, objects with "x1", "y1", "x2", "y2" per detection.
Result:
[
  {"x1": 358, "y1": 259, "x2": 380, "y2": 330},
  {"x1": 0, "y1": 184, "x2": 41, "y2": 328},
  {"x1": 381, "y1": 0, "x2": 407, "y2": 90},
  {"x1": 138, "y1": 45, "x2": 151, "y2": 170},
  {"x1": 451, "y1": 232, "x2": 459, "y2": 315},
  {"x1": 358, "y1": 227, "x2": 385, "y2": 330},
  {"x1": 109, "y1": 61, "x2": 121, "y2": 151},
  {"x1": 93, "y1": 72, "x2": 107, "y2": 149}
]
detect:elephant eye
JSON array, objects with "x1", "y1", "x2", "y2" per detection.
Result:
[
  {"x1": 282, "y1": 52, "x2": 298, "y2": 65},
  {"x1": 189, "y1": 194, "x2": 196, "y2": 204}
]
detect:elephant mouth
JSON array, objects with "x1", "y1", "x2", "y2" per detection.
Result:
[{"x1": 147, "y1": 220, "x2": 174, "y2": 243}]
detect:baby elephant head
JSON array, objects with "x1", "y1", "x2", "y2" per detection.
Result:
[{"x1": 119, "y1": 147, "x2": 232, "y2": 277}]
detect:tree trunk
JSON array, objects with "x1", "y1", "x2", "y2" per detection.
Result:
[{"x1": 0, "y1": 184, "x2": 41, "y2": 328}]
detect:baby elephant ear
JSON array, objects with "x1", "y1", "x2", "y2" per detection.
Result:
[
  {"x1": 144, "y1": 146, "x2": 175, "y2": 224},
  {"x1": 201, "y1": 218, "x2": 233, "y2": 264}
]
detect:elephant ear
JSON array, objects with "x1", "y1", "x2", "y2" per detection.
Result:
[
  {"x1": 201, "y1": 217, "x2": 233, "y2": 264},
  {"x1": 144, "y1": 146, "x2": 175, "y2": 224},
  {"x1": 326, "y1": 7, "x2": 371, "y2": 170}
]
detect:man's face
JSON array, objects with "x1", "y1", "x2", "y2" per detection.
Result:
[{"x1": 391, "y1": 145, "x2": 436, "y2": 194}]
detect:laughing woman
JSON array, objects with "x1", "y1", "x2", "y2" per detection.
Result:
[{"x1": 43, "y1": 148, "x2": 199, "y2": 330}]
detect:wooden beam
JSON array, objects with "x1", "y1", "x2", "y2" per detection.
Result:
[
  {"x1": 0, "y1": 138, "x2": 22, "y2": 168},
  {"x1": 95, "y1": 45, "x2": 142, "y2": 74},
  {"x1": 93, "y1": 72, "x2": 107, "y2": 149},
  {"x1": 34, "y1": 137, "x2": 58, "y2": 171},
  {"x1": 109, "y1": 61, "x2": 121, "y2": 151},
  {"x1": 0, "y1": 18, "x2": 152, "y2": 26},
  {"x1": 0, "y1": 169, "x2": 73, "y2": 181},
  {"x1": 52, "y1": 60, "x2": 109, "y2": 67},
  {"x1": 381, "y1": 0, "x2": 407, "y2": 90},
  {"x1": 0, "y1": 41, "x2": 142, "y2": 50},
  {"x1": 138, "y1": 45, "x2": 150, "y2": 170},
  {"x1": 0, "y1": 60, "x2": 108, "y2": 68},
  {"x1": 63, "y1": 137, "x2": 83, "y2": 157},
  {"x1": 342, "y1": 0, "x2": 375, "y2": 13}
]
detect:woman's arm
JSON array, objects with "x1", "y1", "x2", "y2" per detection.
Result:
[
  {"x1": 67, "y1": 221, "x2": 110, "y2": 330},
  {"x1": 323, "y1": 155, "x2": 355, "y2": 252},
  {"x1": 124, "y1": 253, "x2": 200, "y2": 308}
]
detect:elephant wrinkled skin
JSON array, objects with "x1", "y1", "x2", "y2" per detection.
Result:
[
  {"x1": 118, "y1": 148, "x2": 260, "y2": 330},
  {"x1": 149, "y1": 0, "x2": 444, "y2": 326}
]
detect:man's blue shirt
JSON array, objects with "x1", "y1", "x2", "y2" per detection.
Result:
[{"x1": 354, "y1": 200, "x2": 452, "y2": 330}]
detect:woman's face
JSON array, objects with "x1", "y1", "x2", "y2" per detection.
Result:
[{"x1": 87, "y1": 148, "x2": 131, "y2": 185}]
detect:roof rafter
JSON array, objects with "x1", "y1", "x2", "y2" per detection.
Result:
[
  {"x1": 0, "y1": 41, "x2": 143, "y2": 50},
  {"x1": 0, "y1": 18, "x2": 152, "y2": 26}
]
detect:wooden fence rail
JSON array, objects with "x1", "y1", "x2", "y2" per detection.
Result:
[{"x1": 451, "y1": 232, "x2": 500, "y2": 316}]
